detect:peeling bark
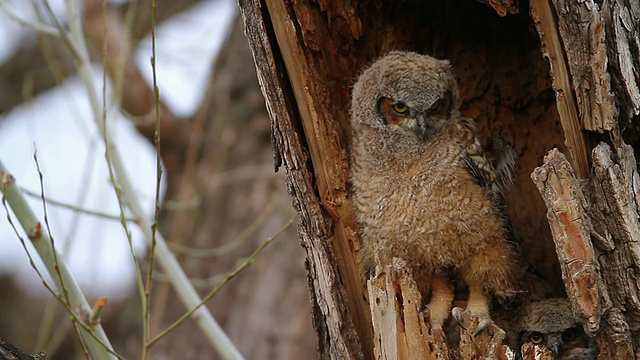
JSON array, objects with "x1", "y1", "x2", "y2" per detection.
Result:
[
  {"x1": 603, "y1": 0, "x2": 640, "y2": 124},
  {"x1": 529, "y1": 0, "x2": 591, "y2": 178},
  {"x1": 531, "y1": 149, "x2": 606, "y2": 335},
  {"x1": 0, "y1": 337, "x2": 46, "y2": 360},
  {"x1": 521, "y1": 342, "x2": 555, "y2": 360},
  {"x1": 367, "y1": 258, "x2": 451, "y2": 360},
  {"x1": 239, "y1": 0, "x2": 640, "y2": 358},
  {"x1": 549, "y1": 0, "x2": 616, "y2": 132},
  {"x1": 532, "y1": 144, "x2": 640, "y2": 359},
  {"x1": 590, "y1": 144, "x2": 640, "y2": 329},
  {"x1": 238, "y1": 1, "x2": 365, "y2": 358}
]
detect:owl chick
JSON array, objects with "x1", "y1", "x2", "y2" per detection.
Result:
[
  {"x1": 350, "y1": 51, "x2": 519, "y2": 330},
  {"x1": 507, "y1": 298, "x2": 598, "y2": 359}
]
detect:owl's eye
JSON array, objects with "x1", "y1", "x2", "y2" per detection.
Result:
[
  {"x1": 562, "y1": 328, "x2": 578, "y2": 342},
  {"x1": 427, "y1": 91, "x2": 453, "y2": 119},
  {"x1": 429, "y1": 99, "x2": 442, "y2": 113},
  {"x1": 391, "y1": 102, "x2": 409, "y2": 114},
  {"x1": 529, "y1": 332, "x2": 545, "y2": 344}
]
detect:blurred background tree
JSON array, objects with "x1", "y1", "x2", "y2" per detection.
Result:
[{"x1": 0, "y1": 0, "x2": 316, "y2": 359}]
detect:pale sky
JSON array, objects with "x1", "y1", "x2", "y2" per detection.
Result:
[{"x1": 0, "y1": 0, "x2": 236, "y2": 299}]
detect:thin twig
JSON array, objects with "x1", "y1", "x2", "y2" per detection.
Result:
[
  {"x1": 21, "y1": 187, "x2": 138, "y2": 222},
  {"x1": 35, "y1": 298, "x2": 72, "y2": 358},
  {"x1": 33, "y1": 151, "x2": 73, "y2": 318},
  {"x1": 0, "y1": 1, "x2": 61, "y2": 36},
  {"x1": 89, "y1": 2, "x2": 148, "y2": 358},
  {"x1": 45, "y1": 0, "x2": 244, "y2": 358},
  {"x1": 170, "y1": 199, "x2": 274, "y2": 258},
  {"x1": 42, "y1": 0, "x2": 80, "y2": 61},
  {"x1": 144, "y1": 0, "x2": 162, "y2": 357},
  {"x1": 148, "y1": 215, "x2": 297, "y2": 346},
  {"x1": 0, "y1": 161, "x2": 120, "y2": 360}
]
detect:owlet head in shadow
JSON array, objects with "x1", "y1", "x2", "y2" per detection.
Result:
[{"x1": 511, "y1": 298, "x2": 598, "y2": 359}]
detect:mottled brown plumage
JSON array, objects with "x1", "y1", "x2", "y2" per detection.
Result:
[
  {"x1": 350, "y1": 51, "x2": 519, "y2": 329},
  {"x1": 503, "y1": 298, "x2": 598, "y2": 359}
]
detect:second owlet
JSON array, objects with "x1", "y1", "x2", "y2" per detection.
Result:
[
  {"x1": 505, "y1": 298, "x2": 599, "y2": 359},
  {"x1": 350, "y1": 51, "x2": 520, "y2": 330}
]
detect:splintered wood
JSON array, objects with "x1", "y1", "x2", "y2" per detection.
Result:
[
  {"x1": 531, "y1": 149, "x2": 605, "y2": 335},
  {"x1": 520, "y1": 343, "x2": 555, "y2": 360},
  {"x1": 368, "y1": 258, "x2": 449, "y2": 360},
  {"x1": 454, "y1": 309, "x2": 513, "y2": 360},
  {"x1": 532, "y1": 145, "x2": 640, "y2": 360},
  {"x1": 367, "y1": 258, "x2": 513, "y2": 360},
  {"x1": 547, "y1": 0, "x2": 616, "y2": 132},
  {"x1": 238, "y1": 0, "x2": 640, "y2": 357},
  {"x1": 590, "y1": 144, "x2": 640, "y2": 329},
  {"x1": 529, "y1": 0, "x2": 590, "y2": 179},
  {"x1": 589, "y1": 144, "x2": 640, "y2": 359},
  {"x1": 238, "y1": 1, "x2": 367, "y2": 358}
]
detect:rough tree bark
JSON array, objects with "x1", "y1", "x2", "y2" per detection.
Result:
[
  {"x1": 239, "y1": 0, "x2": 639, "y2": 358},
  {"x1": 529, "y1": 0, "x2": 640, "y2": 358}
]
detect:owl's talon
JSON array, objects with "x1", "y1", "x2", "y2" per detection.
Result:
[
  {"x1": 419, "y1": 304, "x2": 430, "y2": 324},
  {"x1": 419, "y1": 303, "x2": 429, "y2": 314},
  {"x1": 474, "y1": 316, "x2": 506, "y2": 341},
  {"x1": 451, "y1": 307, "x2": 466, "y2": 330},
  {"x1": 474, "y1": 317, "x2": 494, "y2": 337}
]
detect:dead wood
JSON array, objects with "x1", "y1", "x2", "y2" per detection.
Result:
[{"x1": 238, "y1": 0, "x2": 640, "y2": 358}]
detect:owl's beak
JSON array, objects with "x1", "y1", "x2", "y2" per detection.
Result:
[
  {"x1": 547, "y1": 336, "x2": 563, "y2": 356},
  {"x1": 413, "y1": 114, "x2": 429, "y2": 141}
]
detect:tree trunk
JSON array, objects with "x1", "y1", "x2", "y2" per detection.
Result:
[{"x1": 238, "y1": 0, "x2": 640, "y2": 358}]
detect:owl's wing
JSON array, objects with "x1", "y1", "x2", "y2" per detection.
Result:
[
  {"x1": 458, "y1": 117, "x2": 518, "y2": 249},
  {"x1": 457, "y1": 117, "x2": 516, "y2": 204}
]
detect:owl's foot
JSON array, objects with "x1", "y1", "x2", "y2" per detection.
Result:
[
  {"x1": 451, "y1": 307, "x2": 466, "y2": 330},
  {"x1": 451, "y1": 307, "x2": 505, "y2": 339},
  {"x1": 474, "y1": 315, "x2": 502, "y2": 338},
  {"x1": 426, "y1": 274, "x2": 454, "y2": 329},
  {"x1": 452, "y1": 307, "x2": 508, "y2": 359}
]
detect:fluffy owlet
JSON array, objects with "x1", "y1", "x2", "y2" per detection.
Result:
[
  {"x1": 506, "y1": 298, "x2": 599, "y2": 359},
  {"x1": 350, "y1": 51, "x2": 520, "y2": 330}
]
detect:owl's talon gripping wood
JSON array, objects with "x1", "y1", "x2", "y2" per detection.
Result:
[
  {"x1": 451, "y1": 307, "x2": 466, "y2": 330},
  {"x1": 474, "y1": 317, "x2": 499, "y2": 338}
]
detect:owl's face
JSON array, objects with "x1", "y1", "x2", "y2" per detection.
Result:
[
  {"x1": 351, "y1": 51, "x2": 460, "y2": 142},
  {"x1": 519, "y1": 326, "x2": 592, "y2": 359},
  {"x1": 515, "y1": 299, "x2": 598, "y2": 360},
  {"x1": 376, "y1": 91, "x2": 453, "y2": 142}
]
